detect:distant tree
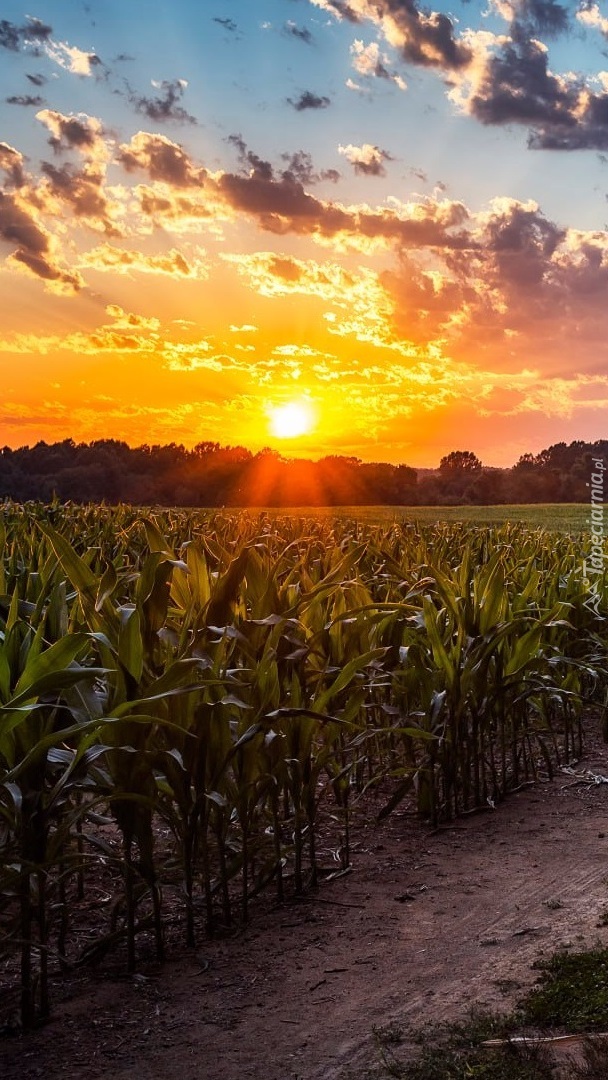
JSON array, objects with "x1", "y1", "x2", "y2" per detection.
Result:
[
  {"x1": 513, "y1": 452, "x2": 537, "y2": 471},
  {"x1": 0, "y1": 436, "x2": 601, "y2": 506},
  {"x1": 193, "y1": 441, "x2": 221, "y2": 457},
  {"x1": 439, "y1": 450, "x2": 482, "y2": 473}
]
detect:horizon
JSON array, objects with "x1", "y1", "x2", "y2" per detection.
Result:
[
  {"x1": 2, "y1": 434, "x2": 605, "y2": 475},
  {"x1": 1, "y1": 2, "x2": 608, "y2": 464}
]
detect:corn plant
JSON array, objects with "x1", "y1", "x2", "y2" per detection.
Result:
[{"x1": 0, "y1": 502, "x2": 606, "y2": 1028}]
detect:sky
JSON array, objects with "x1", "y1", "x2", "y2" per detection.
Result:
[{"x1": 1, "y1": 0, "x2": 608, "y2": 466}]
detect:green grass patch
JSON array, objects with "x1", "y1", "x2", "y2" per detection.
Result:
[
  {"x1": 519, "y1": 949, "x2": 608, "y2": 1033},
  {"x1": 373, "y1": 1010, "x2": 553, "y2": 1080},
  {"x1": 245, "y1": 504, "x2": 591, "y2": 533},
  {"x1": 369, "y1": 949, "x2": 608, "y2": 1079}
]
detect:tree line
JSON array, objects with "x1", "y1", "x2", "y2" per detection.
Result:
[{"x1": 0, "y1": 438, "x2": 605, "y2": 506}]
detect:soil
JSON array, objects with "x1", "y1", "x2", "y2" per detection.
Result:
[{"x1": 3, "y1": 732, "x2": 608, "y2": 1080}]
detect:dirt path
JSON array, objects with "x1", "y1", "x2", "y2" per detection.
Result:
[{"x1": 4, "y1": 746, "x2": 608, "y2": 1080}]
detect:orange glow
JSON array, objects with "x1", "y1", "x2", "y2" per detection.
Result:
[{"x1": 269, "y1": 399, "x2": 316, "y2": 439}]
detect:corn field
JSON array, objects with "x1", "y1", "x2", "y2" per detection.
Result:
[{"x1": 0, "y1": 501, "x2": 606, "y2": 1029}]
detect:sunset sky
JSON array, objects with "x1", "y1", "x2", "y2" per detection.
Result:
[{"x1": 1, "y1": 0, "x2": 608, "y2": 466}]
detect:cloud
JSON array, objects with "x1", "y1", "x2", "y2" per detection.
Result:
[
  {"x1": 229, "y1": 135, "x2": 339, "y2": 186},
  {"x1": 308, "y1": 0, "x2": 361, "y2": 21},
  {"x1": 104, "y1": 304, "x2": 160, "y2": 331},
  {"x1": 39, "y1": 161, "x2": 121, "y2": 234},
  {"x1": 450, "y1": 31, "x2": 608, "y2": 150},
  {"x1": 287, "y1": 90, "x2": 332, "y2": 110},
  {"x1": 283, "y1": 21, "x2": 314, "y2": 43},
  {"x1": 338, "y1": 143, "x2": 393, "y2": 176},
  {"x1": 36, "y1": 109, "x2": 108, "y2": 161},
  {"x1": 128, "y1": 78, "x2": 197, "y2": 125},
  {"x1": 20, "y1": 17, "x2": 53, "y2": 43},
  {"x1": 0, "y1": 307, "x2": 162, "y2": 355},
  {"x1": 310, "y1": 0, "x2": 608, "y2": 150},
  {"x1": 222, "y1": 251, "x2": 415, "y2": 356},
  {"x1": 227, "y1": 134, "x2": 274, "y2": 180},
  {"x1": 80, "y1": 243, "x2": 209, "y2": 278},
  {"x1": 0, "y1": 143, "x2": 26, "y2": 187},
  {"x1": 0, "y1": 20, "x2": 21, "y2": 51},
  {"x1": 122, "y1": 130, "x2": 469, "y2": 250},
  {"x1": 312, "y1": 0, "x2": 471, "y2": 70},
  {"x1": 216, "y1": 168, "x2": 469, "y2": 250},
  {"x1": 213, "y1": 17, "x2": 238, "y2": 32},
  {"x1": 0, "y1": 190, "x2": 83, "y2": 294},
  {"x1": 577, "y1": 3, "x2": 608, "y2": 37},
  {"x1": 164, "y1": 349, "x2": 226, "y2": 373},
  {"x1": 350, "y1": 39, "x2": 407, "y2": 90},
  {"x1": 43, "y1": 40, "x2": 102, "y2": 76},
  {"x1": 0, "y1": 16, "x2": 52, "y2": 52},
  {"x1": 491, "y1": 0, "x2": 570, "y2": 37},
  {"x1": 103, "y1": 127, "x2": 608, "y2": 378},
  {"x1": 6, "y1": 94, "x2": 45, "y2": 107},
  {"x1": 280, "y1": 150, "x2": 340, "y2": 185},
  {"x1": 117, "y1": 132, "x2": 204, "y2": 186},
  {"x1": 0, "y1": 17, "x2": 103, "y2": 84},
  {"x1": 30, "y1": 110, "x2": 120, "y2": 234}
]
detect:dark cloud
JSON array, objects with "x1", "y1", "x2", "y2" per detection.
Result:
[
  {"x1": 315, "y1": 0, "x2": 360, "y2": 21},
  {"x1": 283, "y1": 22, "x2": 314, "y2": 44},
  {"x1": 382, "y1": 198, "x2": 608, "y2": 369},
  {"x1": 228, "y1": 135, "x2": 339, "y2": 186},
  {"x1": 480, "y1": 200, "x2": 564, "y2": 287},
  {"x1": 441, "y1": 201, "x2": 608, "y2": 363},
  {"x1": 213, "y1": 17, "x2": 238, "y2": 32},
  {"x1": 215, "y1": 164, "x2": 332, "y2": 227},
  {"x1": 217, "y1": 162, "x2": 470, "y2": 248},
  {"x1": 321, "y1": 0, "x2": 470, "y2": 68},
  {"x1": 0, "y1": 190, "x2": 81, "y2": 291},
  {"x1": 280, "y1": 150, "x2": 340, "y2": 185},
  {"x1": 468, "y1": 36, "x2": 575, "y2": 126},
  {"x1": 0, "y1": 16, "x2": 52, "y2": 51},
  {"x1": 26, "y1": 72, "x2": 47, "y2": 86},
  {"x1": 40, "y1": 160, "x2": 118, "y2": 232},
  {"x1": 23, "y1": 17, "x2": 53, "y2": 41},
  {"x1": 0, "y1": 143, "x2": 26, "y2": 187},
  {"x1": 374, "y1": 58, "x2": 395, "y2": 80},
  {"x1": 227, "y1": 133, "x2": 274, "y2": 180},
  {"x1": 382, "y1": 255, "x2": 471, "y2": 341},
  {"x1": 0, "y1": 20, "x2": 21, "y2": 50},
  {"x1": 129, "y1": 79, "x2": 197, "y2": 125},
  {"x1": 514, "y1": 0, "x2": 569, "y2": 36},
  {"x1": 288, "y1": 91, "x2": 331, "y2": 111},
  {"x1": 486, "y1": 0, "x2": 569, "y2": 37},
  {"x1": 124, "y1": 131, "x2": 470, "y2": 249},
  {"x1": 6, "y1": 94, "x2": 45, "y2": 107},
  {"x1": 464, "y1": 34, "x2": 608, "y2": 150},
  {"x1": 41, "y1": 112, "x2": 102, "y2": 154},
  {"x1": 117, "y1": 133, "x2": 203, "y2": 186},
  {"x1": 372, "y1": 0, "x2": 471, "y2": 70}
]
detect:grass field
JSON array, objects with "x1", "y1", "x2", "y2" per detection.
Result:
[{"x1": 250, "y1": 504, "x2": 591, "y2": 533}]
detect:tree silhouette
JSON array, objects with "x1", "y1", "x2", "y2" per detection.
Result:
[{"x1": 439, "y1": 450, "x2": 483, "y2": 472}]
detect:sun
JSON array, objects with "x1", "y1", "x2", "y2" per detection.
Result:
[{"x1": 269, "y1": 399, "x2": 315, "y2": 439}]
